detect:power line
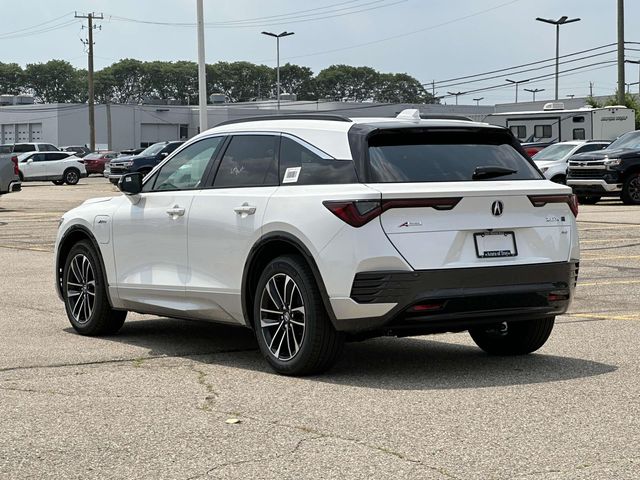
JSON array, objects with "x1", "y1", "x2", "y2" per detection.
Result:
[
  {"x1": 108, "y1": 0, "x2": 405, "y2": 29},
  {"x1": 432, "y1": 43, "x2": 617, "y2": 86},
  {"x1": 0, "y1": 12, "x2": 74, "y2": 37},
  {"x1": 436, "y1": 49, "x2": 617, "y2": 90},
  {"x1": 257, "y1": 0, "x2": 524, "y2": 62},
  {"x1": 0, "y1": 19, "x2": 79, "y2": 40}
]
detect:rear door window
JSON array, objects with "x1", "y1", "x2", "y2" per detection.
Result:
[
  {"x1": 13, "y1": 144, "x2": 35, "y2": 153},
  {"x1": 367, "y1": 129, "x2": 541, "y2": 183},
  {"x1": 279, "y1": 136, "x2": 357, "y2": 185},
  {"x1": 213, "y1": 135, "x2": 278, "y2": 188}
]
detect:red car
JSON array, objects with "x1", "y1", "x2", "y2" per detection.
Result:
[{"x1": 82, "y1": 151, "x2": 118, "y2": 175}]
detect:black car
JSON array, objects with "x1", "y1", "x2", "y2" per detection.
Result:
[
  {"x1": 567, "y1": 130, "x2": 640, "y2": 204},
  {"x1": 107, "y1": 141, "x2": 184, "y2": 184}
]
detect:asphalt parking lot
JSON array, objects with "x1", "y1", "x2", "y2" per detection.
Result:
[{"x1": 1, "y1": 177, "x2": 638, "y2": 479}]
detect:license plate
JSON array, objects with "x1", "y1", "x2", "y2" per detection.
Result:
[{"x1": 474, "y1": 231, "x2": 517, "y2": 258}]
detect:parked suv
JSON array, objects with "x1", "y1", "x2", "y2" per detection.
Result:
[
  {"x1": 55, "y1": 111, "x2": 580, "y2": 375},
  {"x1": 18, "y1": 151, "x2": 87, "y2": 185},
  {"x1": 107, "y1": 141, "x2": 184, "y2": 184},
  {"x1": 533, "y1": 140, "x2": 609, "y2": 184},
  {"x1": 567, "y1": 130, "x2": 640, "y2": 204},
  {"x1": 7, "y1": 142, "x2": 59, "y2": 153}
]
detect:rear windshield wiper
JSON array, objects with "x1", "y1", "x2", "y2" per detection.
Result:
[{"x1": 472, "y1": 166, "x2": 517, "y2": 180}]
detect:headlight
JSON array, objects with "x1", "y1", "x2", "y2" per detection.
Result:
[
  {"x1": 604, "y1": 158, "x2": 621, "y2": 167},
  {"x1": 122, "y1": 161, "x2": 133, "y2": 167},
  {"x1": 540, "y1": 167, "x2": 549, "y2": 173}
]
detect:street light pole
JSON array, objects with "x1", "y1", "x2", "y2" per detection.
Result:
[
  {"x1": 536, "y1": 16, "x2": 581, "y2": 100},
  {"x1": 524, "y1": 88, "x2": 545, "y2": 102},
  {"x1": 261, "y1": 31, "x2": 295, "y2": 111},
  {"x1": 473, "y1": 97, "x2": 484, "y2": 106},
  {"x1": 506, "y1": 78, "x2": 530, "y2": 103},
  {"x1": 196, "y1": 0, "x2": 207, "y2": 132},
  {"x1": 447, "y1": 91, "x2": 465, "y2": 105},
  {"x1": 626, "y1": 60, "x2": 640, "y2": 97}
]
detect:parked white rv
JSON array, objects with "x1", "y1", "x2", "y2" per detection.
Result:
[{"x1": 485, "y1": 103, "x2": 635, "y2": 143}]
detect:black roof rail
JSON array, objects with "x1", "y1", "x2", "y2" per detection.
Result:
[{"x1": 215, "y1": 114, "x2": 353, "y2": 127}]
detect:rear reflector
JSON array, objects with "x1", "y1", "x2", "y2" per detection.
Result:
[
  {"x1": 10, "y1": 155, "x2": 18, "y2": 175},
  {"x1": 408, "y1": 302, "x2": 445, "y2": 313},
  {"x1": 528, "y1": 193, "x2": 578, "y2": 217},
  {"x1": 323, "y1": 197, "x2": 461, "y2": 228}
]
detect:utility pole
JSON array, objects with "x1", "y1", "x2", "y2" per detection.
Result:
[
  {"x1": 473, "y1": 97, "x2": 484, "y2": 106},
  {"x1": 196, "y1": 0, "x2": 208, "y2": 132},
  {"x1": 432, "y1": 80, "x2": 436, "y2": 97},
  {"x1": 617, "y1": 0, "x2": 625, "y2": 104},
  {"x1": 524, "y1": 88, "x2": 544, "y2": 102},
  {"x1": 75, "y1": 11, "x2": 103, "y2": 151},
  {"x1": 536, "y1": 16, "x2": 580, "y2": 100},
  {"x1": 589, "y1": 81, "x2": 593, "y2": 97}
]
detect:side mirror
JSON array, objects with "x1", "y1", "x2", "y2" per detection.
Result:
[
  {"x1": 118, "y1": 172, "x2": 143, "y2": 195},
  {"x1": 26, "y1": 158, "x2": 33, "y2": 164}
]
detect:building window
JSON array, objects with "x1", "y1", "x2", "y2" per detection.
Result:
[
  {"x1": 510, "y1": 125, "x2": 526, "y2": 139},
  {"x1": 572, "y1": 116, "x2": 585, "y2": 123},
  {"x1": 573, "y1": 128, "x2": 586, "y2": 140},
  {"x1": 534, "y1": 125, "x2": 552, "y2": 138}
]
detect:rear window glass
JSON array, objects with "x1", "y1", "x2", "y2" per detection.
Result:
[
  {"x1": 367, "y1": 130, "x2": 541, "y2": 183},
  {"x1": 12, "y1": 144, "x2": 35, "y2": 153}
]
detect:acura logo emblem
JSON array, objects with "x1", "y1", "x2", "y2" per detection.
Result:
[{"x1": 491, "y1": 200, "x2": 504, "y2": 216}]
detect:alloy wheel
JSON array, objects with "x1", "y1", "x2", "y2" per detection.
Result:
[
  {"x1": 66, "y1": 253, "x2": 96, "y2": 324},
  {"x1": 629, "y1": 177, "x2": 640, "y2": 202},
  {"x1": 259, "y1": 273, "x2": 305, "y2": 361}
]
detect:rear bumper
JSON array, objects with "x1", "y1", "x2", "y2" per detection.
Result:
[
  {"x1": 567, "y1": 179, "x2": 622, "y2": 194},
  {"x1": 333, "y1": 261, "x2": 578, "y2": 334}
]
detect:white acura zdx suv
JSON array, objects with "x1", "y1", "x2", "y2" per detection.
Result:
[{"x1": 55, "y1": 110, "x2": 580, "y2": 375}]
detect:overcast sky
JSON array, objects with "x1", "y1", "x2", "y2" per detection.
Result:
[{"x1": 2, "y1": 0, "x2": 639, "y2": 105}]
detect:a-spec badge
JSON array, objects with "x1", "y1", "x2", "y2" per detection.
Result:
[
  {"x1": 398, "y1": 221, "x2": 423, "y2": 228},
  {"x1": 491, "y1": 200, "x2": 504, "y2": 217}
]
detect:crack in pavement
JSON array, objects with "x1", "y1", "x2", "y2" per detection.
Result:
[
  {"x1": 0, "y1": 347, "x2": 258, "y2": 375},
  {"x1": 186, "y1": 366, "x2": 460, "y2": 480}
]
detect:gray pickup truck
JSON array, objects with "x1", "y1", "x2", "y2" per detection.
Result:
[{"x1": 0, "y1": 149, "x2": 22, "y2": 196}]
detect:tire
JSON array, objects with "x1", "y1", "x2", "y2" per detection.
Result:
[
  {"x1": 253, "y1": 255, "x2": 344, "y2": 376},
  {"x1": 621, "y1": 173, "x2": 640, "y2": 205},
  {"x1": 577, "y1": 195, "x2": 601, "y2": 205},
  {"x1": 469, "y1": 317, "x2": 555, "y2": 355},
  {"x1": 62, "y1": 240, "x2": 126, "y2": 336},
  {"x1": 52, "y1": 180, "x2": 65, "y2": 185},
  {"x1": 550, "y1": 175, "x2": 566, "y2": 185},
  {"x1": 64, "y1": 168, "x2": 80, "y2": 185}
]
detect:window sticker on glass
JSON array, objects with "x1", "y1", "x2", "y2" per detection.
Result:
[{"x1": 283, "y1": 166, "x2": 301, "y2": 183}]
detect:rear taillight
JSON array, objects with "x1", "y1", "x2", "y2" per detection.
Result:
[
  {"x1": 323, "y1": 197, "x2": 462, "y2": 228},
  {"x1": 528, "y1": 193, "x2": 578, "y2": 217},
  {"x1": 10, "y1": 155, "x2": 18, "y2": 175}
]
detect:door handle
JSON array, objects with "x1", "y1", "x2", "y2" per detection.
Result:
[
  {"x1": 166, "y1": 205, "x2": 186, "y2": 217},
  {"x1": 233, "y1": 203, "x2": 257, "y2": 216}
]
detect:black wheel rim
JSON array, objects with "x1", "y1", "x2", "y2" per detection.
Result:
[
  {"x1": 66, "y1": 253, "x2": 96, "y2": 324},
  {"x1": 629, "y1": 177, "x2": 640, "y2": 202},
  {"x1": 259, "y1": 273, "x2": 305, "y2": 361}
]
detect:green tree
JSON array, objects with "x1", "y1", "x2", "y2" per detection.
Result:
[
  {"x1": 0, "y1": 63, "x2": 25, "y2": 95},
  {"x1": 375, "y1": 72, "x2": 436, "y2": 104},
  {"x1": 316, "y1": 65, "x2": 380, "y2": 101},
  {"x1": 95, "y1": 59, "x2": 153, "y2": 104},
  {"x1": 279, "y1": 63, "x2": 315, "y2": 100},
  {"x1": 207, "y1": 61, "x2": 274, "y2": 102},
  {"x1": 24, "y1": 60, "x2": 85, "y2": 103}
]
